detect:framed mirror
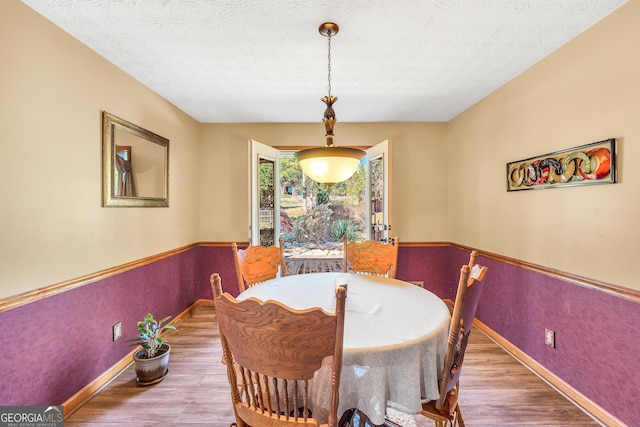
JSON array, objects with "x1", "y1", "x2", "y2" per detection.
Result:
[{"x1": 102, "y1": 112, "x2": 169, "y2": 207}]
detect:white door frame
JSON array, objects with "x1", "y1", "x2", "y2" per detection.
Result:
[
  {"x1": 249, "y1": 139, "x2": 281, "y2": 246},
  {"x1": 365, "y1": 139, "x2": 392, "y2": 242}
]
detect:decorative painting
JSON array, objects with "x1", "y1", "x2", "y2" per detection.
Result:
[{"x1": 506, "y1": 138, "x2": 616, "y2": 191}]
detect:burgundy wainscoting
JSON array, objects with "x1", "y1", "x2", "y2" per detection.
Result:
[
  {"x1": 195, "y1": 244, "x2": 241, "y2": 298},
  {"x1": 396, "y1": 245, "x2": 457, "y2": 299},
  {"x1": 447, "y1": 246, "x2": 640, "y2": 427},
  {"x1": 0, "y1": 249, "x2": 199, "y2": 406},
  {"x1": 2, "y1": 242, "x2": 638, "y2": 425}
]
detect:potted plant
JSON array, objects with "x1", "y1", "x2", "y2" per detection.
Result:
[{"x1": 128, "y1": 313, "x2": 176, "y2": 385}]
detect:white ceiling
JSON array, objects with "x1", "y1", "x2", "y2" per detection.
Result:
[{"x1": 21, "y1": 0, "x2": 626, "y2": 123}]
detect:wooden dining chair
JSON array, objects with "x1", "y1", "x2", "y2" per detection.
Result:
[
  {"x1": 418, "y1": 251, "x2": 488, "y2": 427},
  {"x1": 342, "y1": 236, "x2": 399, "y2": 279},
  {"x1": 232, "y1": 237, "x2": 286, "y2": 293},
  {"x1": 210, "y1": 272, "x2": 347, "y2": 427}
]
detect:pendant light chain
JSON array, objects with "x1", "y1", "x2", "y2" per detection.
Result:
[
  {"x1": 294, "y1": 22, "x2": 364, "y2": 185},
  {"x1": 327, "y1": 32, "x2": 332, "y2": 98}
]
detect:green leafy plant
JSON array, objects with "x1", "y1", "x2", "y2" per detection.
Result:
[
  {"x1": 128, "y1": 313, "x2": 176, "y2": 359},
  {"x1": 331, "y1": 219, "x2": 363, "y2": 242}
]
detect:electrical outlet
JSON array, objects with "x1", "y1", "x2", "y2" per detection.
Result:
[
  {"x1": 113, "y1": 322, "x2": 122, "y2": 341},
  {"x1": 544, "y1": 328, "x2": 555, "y2": 348}
]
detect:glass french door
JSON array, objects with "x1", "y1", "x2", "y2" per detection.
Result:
[
  {"x1": 366, "y1": 139, "x2": 392, "y2": 242},
  {"x1": 249, "y1": 138, "x2": 391, "y2": 246},
  {"x1": 249, "y1": 139, "x2": 281, "y2": 246}
]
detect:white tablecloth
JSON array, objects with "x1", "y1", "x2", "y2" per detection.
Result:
[{"x1": 238, "y1": 272, "x2": 450, "y2": 425}]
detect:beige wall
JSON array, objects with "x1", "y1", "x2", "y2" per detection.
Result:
[
  {"x1": 4, "y1": 0, "x2": 639, "y2": 300},
  {"x1": 198, "y1": 122, "x2": 449, "y2": 243},
  {"x1": 447, "y1": 0, "x2": 639, "y2": 290},
  {"x1": 1, "y1": 1, "x2": 201, "y2": 299}
]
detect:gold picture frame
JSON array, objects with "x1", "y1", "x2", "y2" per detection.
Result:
[{"x1": 102, "y1": 112, "x2": 169, "y2": 207}]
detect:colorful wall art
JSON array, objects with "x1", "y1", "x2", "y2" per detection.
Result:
[{"x1": 506, "y1": 138, "x2": 616, "y2": 191}]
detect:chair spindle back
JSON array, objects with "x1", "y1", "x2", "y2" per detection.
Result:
[{"x1": 210, "y1": 272, "x2": 346, "y2": 427}]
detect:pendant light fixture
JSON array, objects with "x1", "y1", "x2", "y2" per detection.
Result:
[{"x1": 294, "y1": 22, "x2": 365, "y2": 185}]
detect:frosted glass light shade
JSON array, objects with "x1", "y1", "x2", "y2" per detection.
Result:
[{"x1": 295, "y1": 146, "x2": 365, "y2": 185}]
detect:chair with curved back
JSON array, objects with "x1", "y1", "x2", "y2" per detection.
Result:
[
  {"x1": 342, "y1": 235, "x2": 399, "y2": 279},
  {"x1": 232, "y1": 237, "x2": 286, "y2": 293},
  {"x1": 210, "y1": 272, "x2": 347, "y2": 427},
  {"x1": 418, "y1": 250, "x2": 488, "y2": 427}
]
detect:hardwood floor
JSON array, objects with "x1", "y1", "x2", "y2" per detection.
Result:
[{"x1": 65, "y1": 305, "x2": 601, "y2": 427}]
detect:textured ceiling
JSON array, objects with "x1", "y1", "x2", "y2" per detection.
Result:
[{"x1": 21, "y1": 0, "x2": 626, "y2": 123}]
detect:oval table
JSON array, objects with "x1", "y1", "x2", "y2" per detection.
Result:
[{"x1": 238, "y1": 272, "x2": 450, "y2": 425}]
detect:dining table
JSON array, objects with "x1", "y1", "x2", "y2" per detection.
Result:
[{"x1": 238, "y1": 271, "x2": 451, "y2": 425}]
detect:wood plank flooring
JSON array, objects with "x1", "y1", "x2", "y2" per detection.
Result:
[{"x1": 65, "y1": 305, "x2": 601, "y2": 427}]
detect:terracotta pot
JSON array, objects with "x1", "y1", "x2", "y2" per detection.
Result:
[{"x1": 133, "y1": 343, "x2": 170, "y2": 385}]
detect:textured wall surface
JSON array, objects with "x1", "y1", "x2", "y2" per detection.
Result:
[
  {"x1": 448, "y1": 247, "x2": 640, "y2": 427},
  {"x1": 195, "y1": 245, "x2": 241, "y2": 298},
  {"x1": 0, "y1": 250, "x2": 199, "y2": 405},
  {"x1": 396, "y1": 245, "x2": 454, "y2": 299}
]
